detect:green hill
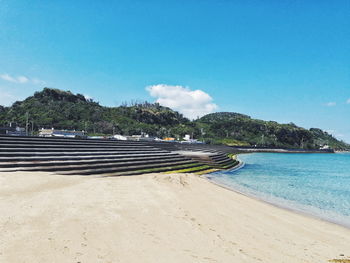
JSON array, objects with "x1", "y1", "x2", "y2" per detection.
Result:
[
  {"x1": 0, "y1": 88, "x2": 348, "y2": 150},
  {"x1": 0, "y1": 88, "x2": 194, "y2": 138},
  {"x1": 196, "y1": 112, "x2": 349, "y2": 150}
]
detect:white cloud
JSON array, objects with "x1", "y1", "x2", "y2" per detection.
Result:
[
  {"x1": 325, "y1": 102, "x2": 336, "y2": 107},
  {"x1": 0, "y1": 74, "x2": 18, "y2": 83},
  {"x1": 17, "y1": 76, "x2": 29, "y2": 83},
  {"x1": 0, "y1": 73, "x2": 45, "y2": 85},
  {"x1": 346, "y1": 98, "x2": 350, "y2": 104},
  {"x1": 0, "y1": 87, "x2": 18, "y2": 106},
  {"x1": 146, "y1": 84, "x2": 218, "y2": 119}
]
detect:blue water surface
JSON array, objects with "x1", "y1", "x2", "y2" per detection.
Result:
[{"x1": 209, "y1": 153, "x2": 350, "y2": 227}]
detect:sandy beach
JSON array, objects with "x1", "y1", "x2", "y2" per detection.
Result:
[{"x1": 0, "y1": 171, "x2": 349, "y2": 263}]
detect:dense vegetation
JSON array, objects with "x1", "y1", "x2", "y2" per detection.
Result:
[
  {"x1": 196, "y1": 112, "x2": 348, "y2": 150},
  {"x1": 0, "y1": 88, "x2": 348, "y2": 150},
  {"x1": 0, "y1": 88, "x2": 195, "y2": 138}
]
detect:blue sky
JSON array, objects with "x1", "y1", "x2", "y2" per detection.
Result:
[{"x1": 0, "y1": 0, "x2": 349, "y2": 142}]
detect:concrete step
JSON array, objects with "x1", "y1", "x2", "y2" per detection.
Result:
[
  {"x1": 60, "y1": 160, "x2": 198, "y2": 175},
  {"x1": 194, "y1": 158, "x2": 232, "y2": 165},
  {"x1": 215, "y1": 158, "x2": 235, "y2": 166},
  {"x1": 1, "y1": 156, "x2": 189, "y2": 172},
  {"x1": 0, "y1": 137, "x2": 150, "y2": 148},
  {"x1": 209, "y1": 153, "x2": 227, "y2": 159},
  {"x1": 0, "y1": 147, "x2": 165, "y2": 152},
  {"x1": 0, "y1": 143, "x2": 154, "y2": 149},
  {"x1": 185, "y1": 153, "x2": 236, "y2": 169},
  {"x1": 210, "y1": 155, "x2": 231, "y2": 162},
  {"x1": 210, "y1": 156, "x2": 230, "y2": 162},
  {"x1": 0, "y1": 150, "x2": 170, "y2": 157},
  {"x1": 0, "y1": 154, "x2": 181, "y2": 167},
  {"x1": 0, "y1": 140, "x2": 149, "y2": 147},
  {"x1": 0, "y1": 152, "x2": 177, "y2": 162},
  {"x1": 0, "y1": 135, "x2": 145, "y2": 145},
  {"x1": 221, "y1": 160, "x2": 239, "y2": 169}
]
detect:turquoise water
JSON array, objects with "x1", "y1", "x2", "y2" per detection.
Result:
[{"x1": 208, "y1": 153, "x2": 350, "y2": 227}]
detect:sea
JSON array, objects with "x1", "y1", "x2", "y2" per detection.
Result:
[{"x1": 207, "y1": 152, "x2": 350, "y2": 228}]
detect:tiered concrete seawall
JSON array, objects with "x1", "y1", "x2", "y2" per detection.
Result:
[
  {"x1": 0, "y1": 136, "x2": 205, "y2": 176},
  {"x1": 0, "y1": 136, "x2": 240, "y2": 175}
]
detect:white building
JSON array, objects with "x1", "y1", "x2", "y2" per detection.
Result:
[
  {"x1": 39, "y1": 128, "x2": 86, "y2": 138},
  {"x1": 113, "y1": 134, "x2": 127, "y2": 141}
]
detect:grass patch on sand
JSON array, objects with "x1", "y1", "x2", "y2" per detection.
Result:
[
  {"x1": 227, "y1": 153, "x2": 237, "y2": 159},
  {"x1": 164, "y1": 165, "x2": 211, "y2": 174},
  {"x1": 137, "y1": 163, "x2": 200, "y2": 174},
  {"x1": 103, "y1": 163, "x2": 201, "y2": 176}
]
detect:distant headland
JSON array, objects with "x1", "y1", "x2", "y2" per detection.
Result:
[{"x1": 0, "y1": 88, "x2": 348, "y2": 151}]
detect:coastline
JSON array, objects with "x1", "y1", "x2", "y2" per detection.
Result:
[
  {"x1": 1, "y1": 170, "x2": 350, "y2": 262},
  {"x1": 204, "y1": 174, "x2": 350, "y2": 230},
  {"x1": 214, "y1": 153, "x2": 350, "y2": 229}
]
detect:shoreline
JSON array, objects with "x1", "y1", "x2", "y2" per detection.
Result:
[
  {"x1": 204, "y1": 175, "x2": 350, "y2": 230},
  {"x1": 209, "y1": 152, "x2": 350, "y2": 230},
  {"x1": 1, "y1": 171, "x2": 350, "y2": 262},
  {"x1": 207, "y1": 153, "x2": 350, "y2": 230}
]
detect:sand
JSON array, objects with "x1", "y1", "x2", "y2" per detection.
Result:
[{"x1": 0, "y1": 171, "x2": 349, "y2": 263}]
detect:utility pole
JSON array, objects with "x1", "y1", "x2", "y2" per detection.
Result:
[{"x1": 25, "y1": 112, "x2": 29, "y2": 136}]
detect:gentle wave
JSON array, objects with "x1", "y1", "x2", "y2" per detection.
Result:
[{"x1": 207, "y1": 152, "x2": 350, "y2": 228}]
